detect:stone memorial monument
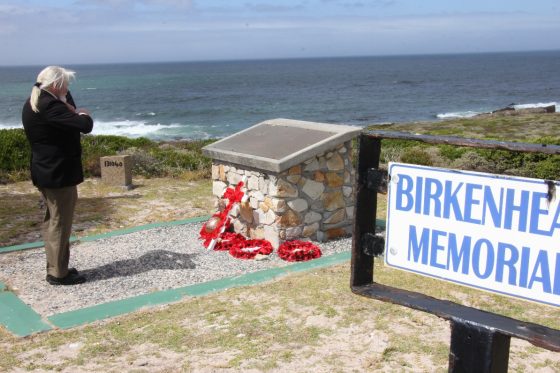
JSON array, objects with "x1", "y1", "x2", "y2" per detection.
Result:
[{"x1": 202, "y1": 118, "x2": 361, "y2": 248}]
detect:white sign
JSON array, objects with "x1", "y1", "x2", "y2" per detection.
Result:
[{"x1": 385, "y1": 162, "x2": 560, "y2": 307}]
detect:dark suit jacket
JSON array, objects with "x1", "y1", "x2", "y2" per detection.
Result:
[{"x1": 22, "y1": 90, "x2": 93, "y2": 188}]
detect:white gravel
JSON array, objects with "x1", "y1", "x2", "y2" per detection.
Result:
[{"x1": 0, "y1": 222, "x2": 351, "y2": 317}]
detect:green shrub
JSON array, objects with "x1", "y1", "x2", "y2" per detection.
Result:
[
  {"x1": 81, "y1": 135, "x2": 155, "y2": 177},
  {"x1": 474, "y1": 149, "x2": 525, "y2": 174},
  {"x1": 0, "y1": 129, "x2": 31, "y2": 171},
  {"x1": 400, "y1": 148, "x2": 433, "y2": 166},
  {"x1": 451, "y1": 151, "x2": 492, "y2": 172},
  {"x1": 0, "y1": 129, "x2": 215, "y2": 183},
  {"x1": 439, "y1": 145, "x2": 468, "y2": 161},
  {"x1": 529, "y1": 156, "x2": 560, "y2": 180}
]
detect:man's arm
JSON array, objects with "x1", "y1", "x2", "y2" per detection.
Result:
[{"x1": 43, "y1": 99, "x2": 93, "y2": 134}]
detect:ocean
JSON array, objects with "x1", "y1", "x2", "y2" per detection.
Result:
[{"x1": 1, "y1": 51, "x2": 558, "y2": 140}]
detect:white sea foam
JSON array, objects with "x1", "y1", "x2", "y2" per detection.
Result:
[
  {"x1": 0, "y1": 122, "x2": 21, "y2": 130},
  {"x1": 437, "y1": 101, "x2": 558, "y2": 119},
  {"x1": 0, "y1": 119, "x2": 210, "y2": 140},
  {"x1": 513, "y1": 102, "x2": 557, "y2": 110},
  {"x1": 91, "y1": 120, "x2": 181, "y2": 138},
  {"x1": 436, "y1": 111, "x2": 480, "y2": 119}
]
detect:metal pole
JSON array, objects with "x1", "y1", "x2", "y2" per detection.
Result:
[
  {"x1": 449, "y1": 320, "x2": 511, "y2": 373},
  {"x1": 351, "y1": 135, "x2": 381, "y2": 287}
]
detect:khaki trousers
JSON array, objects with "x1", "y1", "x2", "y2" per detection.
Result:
[{"x1": 39, "y1": 186, "x2": 77, "y2": 278}]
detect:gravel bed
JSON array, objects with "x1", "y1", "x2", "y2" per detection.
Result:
[{"x1": 0, "y1": 222, "x2": 352, "y2": 317}]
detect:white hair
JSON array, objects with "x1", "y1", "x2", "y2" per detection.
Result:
[{"x1": 30, "y1": 66, "x2": 76, "y2": 113}]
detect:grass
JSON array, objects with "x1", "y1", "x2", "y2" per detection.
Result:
[
  {"x1": 0, "y1": 177, "x2": 214, "y2": 247},
  {"x1": 2, "y1": 261, "x2": 558, "y2": 371},
  {"x1": 374, "y1": 112, "x2": 560, "y2": 141},
  {"x1": 1, "y1": 112, "x2": 560, "y2": 371}
]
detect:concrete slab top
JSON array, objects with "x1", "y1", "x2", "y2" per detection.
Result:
[{"x1": 202, "y1": 118, "x2": 362, "y2": 173}]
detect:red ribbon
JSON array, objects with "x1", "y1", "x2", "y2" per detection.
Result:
[{"x1": 199, "y1": 181, "x2": 245, "y2": 247}]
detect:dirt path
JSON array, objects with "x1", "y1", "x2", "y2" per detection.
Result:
[{"x1": 1, "y1": 177, "x2": 214, "y2": 247}]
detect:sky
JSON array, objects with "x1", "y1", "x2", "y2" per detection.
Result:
[{"x1": 0, "y1": 0, "x2": 559, "y2": 66}]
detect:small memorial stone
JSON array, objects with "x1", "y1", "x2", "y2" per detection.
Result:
[{"x1": 100, "y1": 155, "x2": 132, "y2": 188}]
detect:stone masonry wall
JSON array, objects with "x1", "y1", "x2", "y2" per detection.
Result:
[{"x1": 211, "y1": 141, "x2": 355, "y2": 248}]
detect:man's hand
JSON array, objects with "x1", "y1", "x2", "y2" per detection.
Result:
[{"x1": 75, "y1": 108, "x2": 91, "y2": 116}]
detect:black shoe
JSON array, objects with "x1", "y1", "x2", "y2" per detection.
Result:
[
  {"x1": 46, "y1": 272, "x2": 86, "y2": 286},
  {"x1": 68, "y1": 267, "x2": 79, "y2": 275}
]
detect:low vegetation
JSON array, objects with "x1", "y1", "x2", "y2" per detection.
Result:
[
  {"x1": 3, "y1": 112, "x2": 559, "y2": 185},
  {"x1": 372, "y1": 112, "x2": 560, "y2": 180},
  {"x1": 0, "y1": 129, "x2": 215, "y2": 184}
]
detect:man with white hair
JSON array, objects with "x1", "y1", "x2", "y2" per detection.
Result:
[{"x1": 22, "y1": 66, "x2": 93, "y2": 285}]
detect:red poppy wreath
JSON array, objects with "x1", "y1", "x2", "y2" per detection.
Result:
[
  {"x1": 277, "y1": 241, "x2": 322, "y2": 262},
  {"x1": 212, "y1": 232, "x2": 247, "y2": 251},
  {"x1": 229, "y1": 239, "x2": 273, "y2": 259}
]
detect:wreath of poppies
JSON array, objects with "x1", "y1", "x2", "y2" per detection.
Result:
[
  {"x1": 229, "y1": 239, "x2": 273, "y2": 259},
  {"x1": 212, "y1": 232, "x2": 246, "y2": 251},
  {"x1": 277, "y1": 240, "x2": 322, "y2": 262},
  {"x1": 200, "y1": 180, "x2": 322, "y2": 262}
]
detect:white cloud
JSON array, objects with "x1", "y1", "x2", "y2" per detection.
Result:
[{"x1": 0, "y1": 0, "x2": 559, "y2": 65}]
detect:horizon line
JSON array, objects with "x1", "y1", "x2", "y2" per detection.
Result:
[{"x1": 2, "y1": 48, "x2": 559, "y2": 69}]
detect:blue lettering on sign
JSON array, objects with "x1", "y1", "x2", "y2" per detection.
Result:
[
  {"x1": 495, "y1": 242, "x2": 519, "y2": 286},
  {"x1": 406, "y1": 225, "x2": 560, "y2": 295},
  {"x1": 481, "y1": 186, "x2": 503, "y2": 228},
  {"x1": 423, "y1": 178, "x2": 443, "y2": 217},
  {"x1": 407, "y1": 225, "x2": 429, "y2": 264},
  {"x1": 396, "y1": 174, "x2": 414, "y2": 211},
  {"x1": 529, "y1": 192, "x2": 550, "y2": 236},
  {"x1": 392, "y1": 167, "x2": 560, "y2": 305},
  {"x1": 529, "y1": 250, "x2": 552, "y2": 294},
  {"x1": 443, "y1": 181, "x2": 464, "y2": 221},
  {"x1": 464, "y1": 184, "x2": 482, "y2": 224},
  {"x1": 394, "y1": 173, "x2": 560, "y2": 238},
  {"x1": 504, "y1": 189, "x2": 529, "y2": 232},
  {"x1": 447, "y1": 233, "x2": 471, "y2": 275}
]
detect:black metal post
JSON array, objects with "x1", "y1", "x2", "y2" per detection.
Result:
[
  {"x1": 351, "y1": 134, "x2": 381, "y2": 287},
  {"x1": 449, "y1": 321, "x2": 511, "y2": 373}
]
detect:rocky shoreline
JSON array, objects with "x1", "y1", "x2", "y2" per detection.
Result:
[{"x1": 477, "y1": 103, "x2": 556, "y2": 117}]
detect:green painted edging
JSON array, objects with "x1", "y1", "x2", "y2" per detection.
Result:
[
  {"x1": 0, "y1": 216, "x2": 211, "y2": 254},
  {"x1": 0, "y1": 292, "x2": 52, "y2": 336},
  {"x1": 48, "y1": 251, "x2": 351, "y2": 330},
  {"x1": 48, "y1": 289, "x2": 187, "y2": 330}
]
